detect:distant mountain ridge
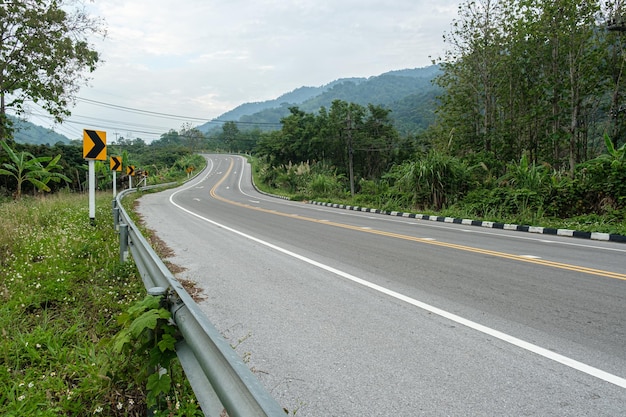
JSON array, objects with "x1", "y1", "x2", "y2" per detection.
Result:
[
  {"x1": 7, "y1": 115, "x2": 71, "y2": 145},
  {"x1": 212, "y1": 77, "x2": 368, "y2": 123},
  {"x1": 200, "y1": 65, "x2": 442, "y2": 135}
]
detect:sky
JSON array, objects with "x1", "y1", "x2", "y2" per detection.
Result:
[{"x1": 28, "y1": 0, "x2": 462, "y2": 142}]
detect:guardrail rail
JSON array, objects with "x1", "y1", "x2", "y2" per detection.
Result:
[{"x1": 113, "y1": 186, "x2": 286, "y2": 417}]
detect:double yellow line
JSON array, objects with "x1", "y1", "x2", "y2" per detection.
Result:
[{"x1": 210, "y1": 158, "x2": 626, "y2": 281}]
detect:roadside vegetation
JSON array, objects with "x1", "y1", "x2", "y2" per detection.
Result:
[
  {"x1": 0, "y1": 191, "x2": 202, "y2": 416},
  {"x1": 251, "y1": 134, "x2": 626, "y2": 237}
]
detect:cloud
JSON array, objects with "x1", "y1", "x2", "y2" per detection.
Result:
[{"x1": 57, "y1": 0, "x2": 460, "y2": 140}]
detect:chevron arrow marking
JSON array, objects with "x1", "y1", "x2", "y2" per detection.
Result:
[
  {"x1": 83, "y1": 129, "x2": 106, "y2": 160},
  {"x1": 110, "y1": 156, "x2": 122, "y2": 171}
]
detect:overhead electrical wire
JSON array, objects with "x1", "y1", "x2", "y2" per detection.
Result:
[
  {"x1": 13, "y1": 95, "x2": 285, "y2": 142},
  {"x1": 76, "y1": 97, "x2": 283, "y2": 126},
  {"x1": 76, "y1": 97, "x2": 210, "y2": 122}
]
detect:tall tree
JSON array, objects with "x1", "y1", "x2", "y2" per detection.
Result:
[
  {"x1": 435, "y1": 0, "x2": 611, "y2": 174},
  {"x1": 220, "y1": 121, "x2": 240, "y2": 151},
  {"x1": 0, "y1": 0, "x2": 104, "y2": 140},
  {"x1": 521, "y1": 0, "x2": 605, "y2": 174},
  {"x1": 180, "y1": 123, "x2": 204, "y2": 152},
  {"x1": 435, "y1": 0, "x2": 510, "y2": 158}
]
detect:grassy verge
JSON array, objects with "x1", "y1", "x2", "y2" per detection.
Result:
[{"x1": 0, "y1": 191, "x2": 201, "y2": 416}]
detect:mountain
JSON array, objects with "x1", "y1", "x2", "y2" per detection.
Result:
[
  {"x1": 198, "y1": 65, "x2": 442, "y2": 135},
  {"x1": 7, "y1": 115, "x2": 71, "y2": 145}
]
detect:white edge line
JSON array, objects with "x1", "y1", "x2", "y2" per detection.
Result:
[{"x1": 168, "y1": 157, "x2": 626, "y2": 390}]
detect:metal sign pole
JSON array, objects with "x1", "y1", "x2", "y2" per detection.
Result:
[
  {"x1": 113, "y1": 170, "x2": 117, "y2": 197},
  {"x1": 89, "y1": 160, "x2": 96, "y2": 225},
  {"x1": 83, "y1": 129, "x2": 106, "y2": 225}
]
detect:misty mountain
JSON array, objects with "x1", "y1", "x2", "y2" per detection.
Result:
[
  {"x1": 199, "y1": 65, "x2": 442, "y2": 135},
  {"x1": 7, "y1": 115, "x2": 71, "y2": 146}
]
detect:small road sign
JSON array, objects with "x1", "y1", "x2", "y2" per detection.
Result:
[
  {"x1": 83, "y1": 129, "x2": 107, "y2": 160},
  {"x1": 110, "y1": 156, "x2": 122, "y2": 172},
  {"x1": 127, "y1": 165, "x2": 135, "y2": 176}
]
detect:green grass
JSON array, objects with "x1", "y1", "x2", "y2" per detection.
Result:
[{"x1": 0, "y1": 191, "x2": 201, "y2": 416}]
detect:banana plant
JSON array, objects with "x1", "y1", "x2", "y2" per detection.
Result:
[
  {"x1": 603, "y1": 133, "x2": 625, "y2": 167},
  {"x1": 0, "y1": 140, "x2": 70, "y2": 199}
]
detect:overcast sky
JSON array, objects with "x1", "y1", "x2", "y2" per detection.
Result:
[{"x1": 33, "y1": 0, "x2": 462, "y2": 142}]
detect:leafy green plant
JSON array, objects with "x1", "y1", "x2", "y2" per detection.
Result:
[
  {"x1": 391, "y1": 150, "x2": 469, "y2": 210},
  {"x1": 112, "y1": 295, "x2": 180, "y2": 410},
  {"x1": 499, "y1": 154, "x2": 549, "y2": 192},
  {"x1": 0, "y1": 140, "x2": 70, "y2": 199},
  {"x1": 602, "y1": 133, "x2": 626, "y2": 166}
]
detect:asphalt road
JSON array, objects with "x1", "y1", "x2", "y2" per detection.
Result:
[{"x1": 136, "y1": 154, "x2": 626, "y2": 416}]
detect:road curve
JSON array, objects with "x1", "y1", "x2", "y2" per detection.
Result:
[{"x1": 136, "y1": 154, "x2": 626, "y2": 416}]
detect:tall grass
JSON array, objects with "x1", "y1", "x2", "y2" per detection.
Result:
[{"x1": 0, "y1": 192, "x2": 200, "y2": 416}]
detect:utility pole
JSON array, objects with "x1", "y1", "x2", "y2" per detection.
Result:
[{"x1": 346, "y1": 109, "x2": 355, "y2": 197}]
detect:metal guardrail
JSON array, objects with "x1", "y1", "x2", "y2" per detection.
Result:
[{"x1": 113, "y1": 186, "x2": 286, "y2": 417}]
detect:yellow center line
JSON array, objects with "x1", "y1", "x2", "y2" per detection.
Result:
[{"x1": 209, "y1": 158, "x2": 626, "y2": 281}]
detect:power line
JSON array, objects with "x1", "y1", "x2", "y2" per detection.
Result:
[
  {"x1": 76, "y1": 97, "x2": 210, "y2": 122},
  {"x1": 77, "y1": 97, "x2": 283, "y2": 127}
]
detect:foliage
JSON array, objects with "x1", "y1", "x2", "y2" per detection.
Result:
[
  {"x1": 0, "y1": 0, "x2": 104, "y2": 139},
  {"x1": 498, "y1": 154, "x2": 551, "y2": 192},
  {"x1": 112, "y1": 296, "x2": 183, "y2": 411},
  {"x1": 0, "y1": 139, "x2": 207, "y2": 196},
  {"x1": 386, "y1": 151, "x2": 470, "y2": 210},
  {"x1": 254, "y1": 99, "x2": 402, "y2": 185},
  {"x1": 433, "y1": 0, "x2": 612, "y2": 173},
  {"x1": 0, "y1": 192, "x2": 201, "y2": 416},
  {"x1": 0, "y1": 140, "x2": 70, "y2": 199}
]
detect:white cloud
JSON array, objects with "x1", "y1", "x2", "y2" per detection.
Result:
[{"x1": 55, "y1": 0, "x2": 460, "y2": 140}]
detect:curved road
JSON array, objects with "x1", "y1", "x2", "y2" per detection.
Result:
[{"x1": 137, "y1": 154, "x2": 626, "y2": 416}]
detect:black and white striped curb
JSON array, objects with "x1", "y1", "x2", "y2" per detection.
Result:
[{"x1": 308, "y1": 201, "x2": 626, "y2": 243}]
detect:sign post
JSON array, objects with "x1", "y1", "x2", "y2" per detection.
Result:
[
  {"x1": 110, "y1": 156, "x2": 122, "y2": 197},
  {"x1": 83, "y1": 129, "x2": 107, "y2": 225},
  {"x1": 127, "y1": 165, "x2": 135, "y2": 188}
]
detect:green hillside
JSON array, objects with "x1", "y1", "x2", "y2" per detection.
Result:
[
  {"x1": 8, "y1": 115, "x2": 71, "y2": 145},
  {"x1": 200, "y1": 65, "x2": 442, "y2": 135}
]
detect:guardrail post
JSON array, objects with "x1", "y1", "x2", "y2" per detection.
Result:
[
  {"x1": 113, "y1": 205, "x2": 120, "y2": 231},
  {"x1": 119, "y1": 223, "x2": 129, "y2": 263},
  {"x1": 146, "y1": 286, "x2": 168, "y2": 417}
]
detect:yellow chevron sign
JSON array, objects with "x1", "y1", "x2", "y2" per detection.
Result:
[
  {"x1": 83, "y1": 129, "x2": 106, "y2": 160},
  {"x1": 110, "y1": 156, "x2": 122, "y2": 172}
]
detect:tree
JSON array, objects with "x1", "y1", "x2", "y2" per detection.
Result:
[
  {"x1": 179, "y1": 124, "x2": 204, "y2": 152},
  {"x1": 0, "y1": 0, "x2": 105, "y2": 139},
  {"x1": 0, "y1": 140, "x2": 70, "y2": 199},
  {"x1": 220, "y1": 121, "x2": 240, "y2": 151},
  {"x1": 434, "y1": 0, "x2": 610, "y2": 174}
]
